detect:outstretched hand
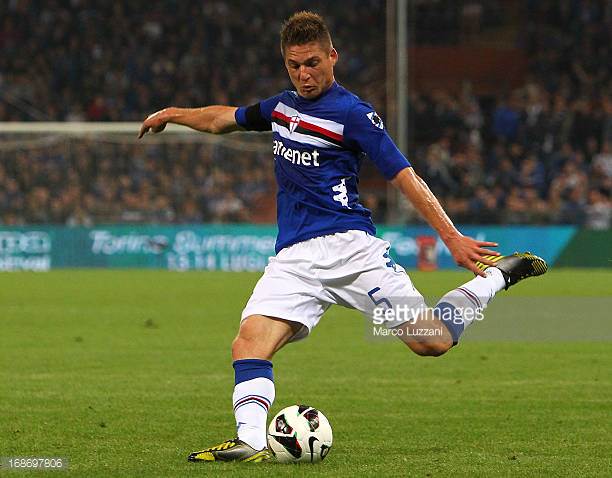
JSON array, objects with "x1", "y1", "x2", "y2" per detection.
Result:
[
  {"x1": 444, "y1": 234, "x2": 500, "y2": 277},
  {"x1": 138, "y1": 108, "x2": 172, "y2": 138}
]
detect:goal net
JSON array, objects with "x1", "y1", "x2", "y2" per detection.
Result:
[{"x1": 0, "y1": 122, "x2": 275, "y2": 225}]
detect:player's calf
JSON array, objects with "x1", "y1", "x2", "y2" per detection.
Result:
[
  {"x1": 395, "y1": 313, "x2": 453, "y2": 357},
  {"x1": 410, "y1": 340, "x2": 452, "y2": 357}
]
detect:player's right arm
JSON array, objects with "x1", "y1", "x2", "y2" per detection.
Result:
[
  {"x1": 138, "y1": 106, "x2": 240, "y2": 138},
  {"x1": 138, "y1": 93, "x2": 282, "y2": 138}
]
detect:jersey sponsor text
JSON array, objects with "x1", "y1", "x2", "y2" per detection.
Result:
[{"x1": 273, "y1": 139, "x2": 320, "y2": 167}]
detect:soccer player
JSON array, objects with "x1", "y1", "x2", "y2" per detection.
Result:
[{"x1": 139, "y1": 11, "x2": 547, "y2": 463}]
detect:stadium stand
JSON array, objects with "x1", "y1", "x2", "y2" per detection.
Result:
[{"x1": 0, "y1": 0, "x2": 609, "y2": 227}]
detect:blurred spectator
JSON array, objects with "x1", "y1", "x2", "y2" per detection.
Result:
[
  {"x1": 492, "y1": 95, "x2": 520, "y2": 142},
  {"x1": 66, "y1": 206, "x2": 94, "y2": 227},
  {"x1": 593, "y1": 142, "x2": 612, "y2": 178},
  {"x1": 584, "y1": 189, "x2": 611, "y2": 230}
]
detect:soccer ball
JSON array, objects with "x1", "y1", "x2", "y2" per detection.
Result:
[{"x1": 267, "y1": 405, "x2": 333, "y2": 463}]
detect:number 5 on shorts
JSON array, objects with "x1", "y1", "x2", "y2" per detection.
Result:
[{"x1": 368, "y1": 287, "x2": 392, "y2": 309}]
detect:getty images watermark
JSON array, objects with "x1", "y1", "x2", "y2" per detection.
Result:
[
  {"x1": 369, "y1": 302, "x2": 485, "y2": 340},
  {"x1": 368, "y1": 296, "x2": 612, "y2": 342}
]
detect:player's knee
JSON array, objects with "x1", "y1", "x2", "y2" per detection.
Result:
[{"x1": 414, "y1": 340, "x2": 452, "y2": 357}]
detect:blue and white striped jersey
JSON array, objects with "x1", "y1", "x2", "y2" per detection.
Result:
[{"x1": 235, "y1": 82, "x2": 410, "y2": 253}]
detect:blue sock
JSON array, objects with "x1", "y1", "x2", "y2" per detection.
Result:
[
  {"x1": 233, "y1": 359, "x2": 274, "y2": 384},
  {"x1": 434, "y1": 302, "x2": 464, "y2": 346}
]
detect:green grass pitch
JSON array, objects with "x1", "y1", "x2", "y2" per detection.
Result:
[{"x1": 1, "y1": 269, "x2": 611, "y2": 477}]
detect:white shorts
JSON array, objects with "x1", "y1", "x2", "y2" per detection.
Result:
[{"x1": 241, "y1": 230, "x2": 426, "y2": 342}]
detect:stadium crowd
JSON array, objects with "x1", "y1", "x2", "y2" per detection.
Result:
[
  {"x1": 0, "y1": 0, "x2": 386, "y2": 121},
  {"x1": 414, "y1": 0, "x2": 611, "y2": 228},
  {"x1": 0, "y1": 0, "x2": 610, "y2": 228},
  {"x1": 0, "y1": 138, "x2": 272, "y2": 225}
]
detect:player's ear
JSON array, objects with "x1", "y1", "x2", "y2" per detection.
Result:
[{"x1": 330, "y1": 48, "x2": 338, "y2": 66}]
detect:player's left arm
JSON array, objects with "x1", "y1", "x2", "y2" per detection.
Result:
[
  {"x1": 391, "y1": 167, "x2": 499, "y2": 276},
  {"x1": 344, "y1": 102, "x2": 498, "y2": 276}
]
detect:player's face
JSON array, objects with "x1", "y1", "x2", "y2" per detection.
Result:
[{"x1": 284, "y1": 42, "x2": 338, "y2": 99}]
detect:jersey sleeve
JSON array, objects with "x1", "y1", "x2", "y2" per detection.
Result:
[
  {"x1": 344, "y1": 101, "x2": 411, "y2": 180},
  {"x1": 235, "y1": 94, "x2": 282, "y2": 132}
]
